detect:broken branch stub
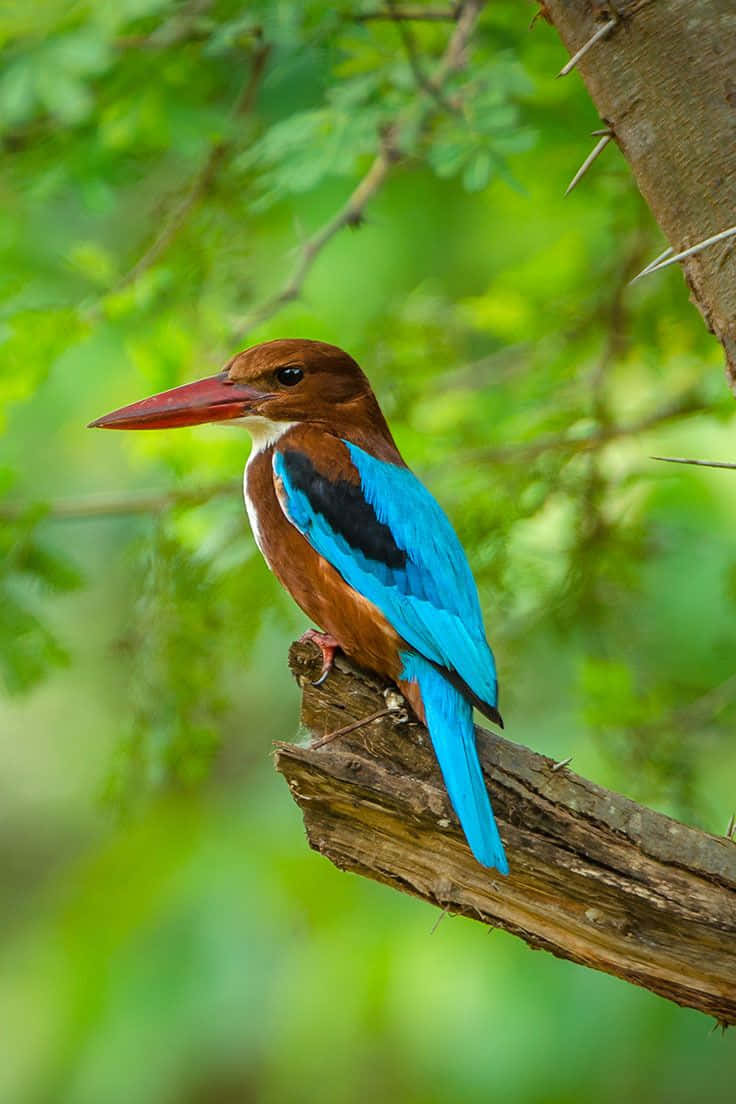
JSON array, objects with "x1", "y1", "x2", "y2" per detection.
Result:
[{"x1": 276, "y1": 640, "x2": 736, "y2": 1025}]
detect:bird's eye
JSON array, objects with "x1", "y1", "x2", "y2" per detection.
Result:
[{"x1": 276, "y1": 365, "x2": 304, "y2": 387}]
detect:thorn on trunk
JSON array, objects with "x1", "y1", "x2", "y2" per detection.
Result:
[
  {"x1": 564, "y1": 132, "x2": 613, "y2": 196},
  {"x1": 551, "y1": 755, "x2": 573, "y2": 772},
  {"x1": 557, "y1": 16, "x2": 618, "y2": 78},
  {"x1": 651, "y1": 456, "x2": 736, "y2": 471},
  {"x1": 629, "y1": 224, "x2": 736, "y2": 283}
]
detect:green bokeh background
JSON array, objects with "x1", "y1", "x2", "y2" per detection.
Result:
[{"x1": 1, "y1": 3, "x2": 735, "y2": 1101}]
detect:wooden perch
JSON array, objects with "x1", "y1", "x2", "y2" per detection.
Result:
[{"x1": 275, "y1": 641, "x2": 736, "y2": 1025}]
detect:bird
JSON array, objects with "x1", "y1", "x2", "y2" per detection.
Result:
[{"x1": 90, "y1": 339, "x2": 508, "y2": 873}]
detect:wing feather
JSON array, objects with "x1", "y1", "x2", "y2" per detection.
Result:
[{"x1": 273, "y1": 439, "x2": 499, "y2": 714}]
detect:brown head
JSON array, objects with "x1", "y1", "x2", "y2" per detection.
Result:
[{"x1": 90, "y1": 339, "x2": 401, "y2": 459}]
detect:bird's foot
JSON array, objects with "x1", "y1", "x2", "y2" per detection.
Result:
[{"x1": 298, "y1": 629, "x2": 341, "y2": 686}]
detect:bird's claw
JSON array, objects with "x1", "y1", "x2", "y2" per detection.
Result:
[{"x1": 298, "y1": 628, "x2": 340, "y2": 687}]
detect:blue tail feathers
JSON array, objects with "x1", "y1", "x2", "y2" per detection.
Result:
[{"x1": 400, "y1": 652, "x2": 509, "y2": 874}]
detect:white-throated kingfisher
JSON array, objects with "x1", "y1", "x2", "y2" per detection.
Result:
[{"x1": 91, "y1": 340, "x2": 508, "y2": 873}]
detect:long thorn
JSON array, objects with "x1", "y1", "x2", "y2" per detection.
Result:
[
  {"x1": 551, "y1": 755, "x2": 573, "y2": 772},
  {"x1": 564, "y1": 133, "x2": 612, "y2": 196},
  {"x1": 651, "y1": 456, "x2": 736, "y2": 471},
  {"x1": 632, "y1": 224, "x2": 736, "y2": 282},
  {"x1": 629, "y1": 246, "x2": 674, "y2": 285},
  {"x1": 430, "y1": 904, "x2": 451, "y2": 934},
  {"x1": 557, "y1": 17, "x2": 618, "y2": 77}
]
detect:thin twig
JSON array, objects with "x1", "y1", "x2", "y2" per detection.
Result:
[
  {"x1": 473, "y1": 390, "x2": 710, "y2": 465},
  {"x1": 232, "y1": 144, "x2": 396, "y2": 333},
  {"x1": 676, "y1": 673, "x2": 736, "y2": 728},
  {"x1": 564, "y1": 132, "x2": 613, "y2": 196},
  {"x1": 310, "y1": 707, "x2": 393, "y2": 749},
  {"x1": 112, "y1": 43, "x2": 270, "y2": 294},
  {"x1": 357, "y1": 7, "x2": 459, "y2": 22},
  {"x1": 430, "y1": 904, "x2": 451, "y2": 933},
  {"x1": 0, "y1": 480, "x2": 241, "y2": 522},
  {"x1": 557, "y1": 17, "x2": 618, "y2": 78},
  {"x1": 232, "y1": 0, "x2": 486, "y2": 336},
  {"x1": 3, "y1": 392, "x2": 712, "y2": 523},
  {"x1": 627, "y1": 224, "x2": 736, "y2": 282},
  {"x1": 651, "y1": 456, "x2": 736, "y2": 471},
  {"x1": 387, "y1": 0, "x2": 461, "y2": 114},
  {"x1": 115, "y1": 0, "x2": 214, "y2": 49}
]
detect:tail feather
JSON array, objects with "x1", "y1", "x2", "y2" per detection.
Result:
[{"x1": 400, "y1": 652, "x2": 508, "y2": 874}]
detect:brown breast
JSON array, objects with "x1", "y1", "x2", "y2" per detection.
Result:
[{"x1": 244, "y1": 442, "x2": 405, "y2": 682}]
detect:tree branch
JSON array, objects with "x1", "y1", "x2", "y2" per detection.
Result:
[
  {"x1": 356, "y1": 7, "x2": 460, "y2": 22},
  {"x1": 232, "y1": 0, "x2": 486, "y2": 337},
  {"x1": 114, "y1": 0, "x2": 214, "y2": 50},
  {"x1": 111, "y1": 42, "x2": 270, "y2": 294},
  {"x1": 542, "y1": 1, "x2": 736, "y2": 393},
  {"x1": 276, "y1": 641, "x2": 736, "y2": 1026},
  {"x1": 231, "y1": 140, "x2": 398, "y2": 333},
  {"x1": 2, "y1": 387, "x2": 710, "y2": 522},
  {"x1": 386, "y1": 0, "x2": 462, "y2": 115},
  {"x1": 0, "y1": 480, "x2": 240, "y2": 522},
  {"x1": 470, "y1": 388, "x2": 712, "y2": 464}
]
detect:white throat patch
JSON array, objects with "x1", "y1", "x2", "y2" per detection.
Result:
[
  {"x1": 239, "y1": 415, "x2": 298, "y2": 453},
  {"x1": 242, "y1": 418, "x2": 298, "y2": 559}
]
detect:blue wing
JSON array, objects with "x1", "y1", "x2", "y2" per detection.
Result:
[
  {"x1": 274, "y1": 439, "x2": 507, "y2": 872},
  {"x1": 273, "y1": 440, "x2": 499, "y2": 715}
]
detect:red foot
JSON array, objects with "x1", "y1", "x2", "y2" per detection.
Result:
[{"x1": 299, "y1": 629, "x2": 341, "y2": 686}]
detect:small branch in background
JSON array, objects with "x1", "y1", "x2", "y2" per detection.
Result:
[
  {"x1": 231, "y1": 137, "x2": 398, "y2": 333},
  {"x1": 356, "y1": 6, "x2": 460, "y2": 22},
  {"x1": 115, "y1": 0, "x2": 214, "y2": 49},
  {"x1": 0, "y1": 480, "x2": 241, "y2": 523},
  {"x1": 387, "y1": 0, "x2": 462, "y2": 115},
  {"x1": 651, "y1": 456, "x2": 736, "y2": 471},
  {"x1": 232, "y1": 0, "x2": 486, "y2": 336},
  {"x1": 4, "y1": 391, "x2": 714, "y2": 523},
  {"x1": 110, "y1": 42, "x2": 271, "y2": 294},
  {"x1": 472, "y1": 390, "x2": 711, "y2": 465},
  {"x1": 433, "y1": 0, "x2": 484, "y2": 83}
]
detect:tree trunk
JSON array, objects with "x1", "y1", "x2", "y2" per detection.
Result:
[
  {"x1": 541, "y1": 0, "x2": 736, "y2": 390},
  {"x1": 276, "y1": 641, "x2": 736, "y2": 1026}
]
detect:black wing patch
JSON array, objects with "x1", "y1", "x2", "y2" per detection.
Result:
[{"x1": 279, "y1": 449, "x2": 407, "y2": 570}]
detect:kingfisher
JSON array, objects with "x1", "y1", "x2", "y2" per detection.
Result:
[{"x1": 90, "y1": 339, "x2": 508, "y2": 873}]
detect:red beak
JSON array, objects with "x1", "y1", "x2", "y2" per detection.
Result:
[{"x1": 88, "y1": 372, "x2": 268, "y2": 430}]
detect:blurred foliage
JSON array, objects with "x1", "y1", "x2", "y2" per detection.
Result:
[
  {"x1": 0, "y1": 503, "x2": 81, "y2": 693},
  {"x1": 1, "y1": 2, "x2": 735, "y2": 1102}
]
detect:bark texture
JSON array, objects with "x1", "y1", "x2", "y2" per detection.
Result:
[
  {"x1": 543, "y1": 0, "x2": 736, "y2": 388},
  {"x1": 276, "y1": 641, "x2": 736, "y2": 1025}
]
